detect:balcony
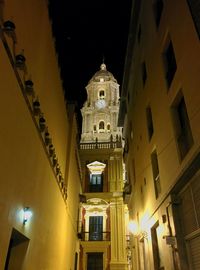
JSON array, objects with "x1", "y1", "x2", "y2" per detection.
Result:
[
  {"x1": 78, "y1": 231, "x2": 110, "y2": 241},
  {"x1": 79, "y1": 136, "x2": 122, "y2": 150}
]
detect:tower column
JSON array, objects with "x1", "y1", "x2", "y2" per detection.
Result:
[{"x1": 110, "y1": 197, "x2": 128, "y2": 270}]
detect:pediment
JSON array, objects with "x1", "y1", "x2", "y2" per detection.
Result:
[{"x1": 87, "y1": 161, "x2": 106, "y2": 174}]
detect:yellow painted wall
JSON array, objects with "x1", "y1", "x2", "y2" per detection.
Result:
[
  {"x1": 123, "y1": 0, "x2": 200, "y2": 269},
  {"x1": 126, "y1": 0, "x2": 200, "y2": 214},
  {"x1": 0, "y1": 1, "x2": 81, "y2": 269}
]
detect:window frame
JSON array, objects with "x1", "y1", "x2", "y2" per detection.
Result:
[
  {"x1": 151, "y1": 150, "x2": 161, "y2": 198},
  {"x1": 146, "y1": 106, "x2": 154, "y2": 141},
  {"x1": 163, "y1": 40, "x2": 177, "y2": 89},
  {"x1": 171, "y1": 93, "x2": 193, "y2": 160}
]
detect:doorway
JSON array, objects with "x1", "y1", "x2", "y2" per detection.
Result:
[{"x1": 4, "y1": 228, "x2": 29, "y2": 270}]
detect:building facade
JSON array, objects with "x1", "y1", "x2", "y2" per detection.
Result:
[
  {"x1": 119, "y1": 0, "x2": 200, "y2": 270},
  {"x1": 79, "y1": 64, "x2": 129, "y2": 270},
  {"x1": 0, "y1": 1, "x2": 82, "y2": 269}
]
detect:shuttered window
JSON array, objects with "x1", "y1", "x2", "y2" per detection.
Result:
[
  {"x1": 87, "y1": 253, "x2": 103, "y2": 270},
  {"x1": 187, "y1": 234, "x2": 200, "y2": 270},
  {"x1": 191, "y1": 175, "x2": 200, "y2": 225},
  {"x1": 179, "y1": 172, "x2": 200, "y2": 269},
  {"x1": 180, "y1": 186, "x2": 197, "y2": 235},
  {"x1": 180, "y1": 173, "x2": 200, "y2": 235}
]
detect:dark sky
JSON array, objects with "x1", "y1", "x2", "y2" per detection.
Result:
[{"x1": 48, "y1": 0, "x2": 132, "y2": 108}]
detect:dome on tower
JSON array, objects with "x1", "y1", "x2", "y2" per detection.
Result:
[{"x1": 89, "y1": 63, "x2": 117, "y2": 83}]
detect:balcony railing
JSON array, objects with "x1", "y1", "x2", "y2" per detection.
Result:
[
  {"x1": 79, "y1": 136, "x2": 122, "y2": 150},
  {"x1": 78, "y1": 231, "x2": 110, "y2": 241}
]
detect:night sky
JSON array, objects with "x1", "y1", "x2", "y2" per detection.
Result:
[{"x1": 48, "y1": 0, "x2": 132, "y2": 108}]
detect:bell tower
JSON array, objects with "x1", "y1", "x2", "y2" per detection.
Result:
[
  {"x1": 79, "y1": 63, "x2": 128, "y2": 270},
  {"x1": 81, "y1": 63, "x2": 122, "y2": 143}
]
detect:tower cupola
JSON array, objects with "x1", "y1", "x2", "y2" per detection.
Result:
[{"x1": 80, "y1": 63, "x2": 122, "y2": 143}]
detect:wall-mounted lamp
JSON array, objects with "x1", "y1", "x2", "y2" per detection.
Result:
[{"x1": 23, "y1": 207, "x2": 32, "y2": 225}]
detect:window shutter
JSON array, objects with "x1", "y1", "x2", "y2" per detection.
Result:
[{"x1": 187, "y1": 234, "x2": 200, "y2": 270}]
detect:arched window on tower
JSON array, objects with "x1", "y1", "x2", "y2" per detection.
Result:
[
  {"x1": 99, "y1": 121, "x2": 105, "y2": 130},
  {"x1": 107, "y1": 124, "x2": 110, "y2": 132},
  {"x1": 99, "y1": 90, "x2": 105, "y2": 99}
]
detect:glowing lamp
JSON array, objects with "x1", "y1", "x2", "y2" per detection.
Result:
[{"x1": 23, "y1": 207, "x2": 32, "y2": 225}]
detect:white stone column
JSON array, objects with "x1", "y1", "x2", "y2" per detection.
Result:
[{"x1": 110, "y1": 197, "x2": 128, "y2": 270}]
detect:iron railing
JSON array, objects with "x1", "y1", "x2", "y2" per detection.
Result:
[{"x1": 78, "y1": 231, "x2": 110, "y2": 241}]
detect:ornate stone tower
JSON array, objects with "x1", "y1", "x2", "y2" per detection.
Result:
[
  {"x1": 81, "y1": 63, "x2": 122, "y2": 143},
  {"x1": 78, "y1": 63, "x2": 128, "y2": 270}
]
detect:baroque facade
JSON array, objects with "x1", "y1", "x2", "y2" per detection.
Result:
[
  {"x1": 81, "y1": 63, "x2": 122, "y2": 143},
  {"x1": 79, "y1": 63, "x2": 129, "y2": 270},
  {"x1": 119, "y1": 0, "x2": 200, "y2": 270}
]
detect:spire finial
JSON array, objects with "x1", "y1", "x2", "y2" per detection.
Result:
[
  {"x1": 102, "y1": 54, "x2": 105, "y2": 64},
  {"x1": 100, "y1": 54, "x2": 106, "y2": 70}
]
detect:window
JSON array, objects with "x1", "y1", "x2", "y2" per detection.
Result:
[
  {"x1": 151, "y1": 222, "x2": 165, "y2": 270},
  {"x1": 129, "y1": 121, "x2": 133, "y2": 140},
  {"x1": 163, "y1": 41, "x2": 177, "y2": 88},
  {"x1": 87, "y1": 252, "x2": 103, "y2": 270},
  {"x1": 132, "y1": 158, "x2": 136, "y2": 185},
  {"x1": 153, "y1": 0, "x2": 164, "y2": 27},
  {"x1": 172, "y1": 96, "x2": 193, "y2": 160},
  {"x1": 89, "y1": 174, "x2": 103, "y2": 192},
  {"x1": 187, "y1": 0, "x2": 200, "y2": 38},
  {"x1": 138, "y1": 24, "x2": 141, "y2": 43},
  {"x1": 127, "y1": 91, "x2": 130, "y2": 104},
  {"x1": 146, "y1": 106, "x2": 154, "y2": 140},
  {"x1": 107, "y1": 124, "x2": 110, "y2": 131},
  {"x1": 142, "y1": 62, "x2": 147, "y2": 86},
  {"x1": 99, "y1": 90, "x2": 105, "y2": 99},
  {"x1": 99, "y1": 121, "x2": 104, "y2": 130},
  {"x1": 89, "y1": 217, "x2": 103, "y2": 241},
  {"x1": 178, "y1": 174, "x2": 200, "y2": 269},
  {"x1": 113, "y1": 113, "x2": 117, "y2": 131},
  {"x1": 74, "y1": 252, "x2": 78, "y2": 270},
  {"x1": 93, "y1": 125, "x2": 96, "y2": 132},
  {"x1": 151, "y1": 150, "x2": 161, "y2": 198}
]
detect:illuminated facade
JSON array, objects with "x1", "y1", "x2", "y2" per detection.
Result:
[
  {"x1": 0, "y1": 1, "x2": 81, "y2": 269},
  {"x1": 81, "y1": 63, "x2": 122, "y2": 143},
  {"x1": 119, "y1": 0, "x2": 200, "y2": 270},
  {"x1": 79, "y1": 64, "x2": 129, "y2": 270}
]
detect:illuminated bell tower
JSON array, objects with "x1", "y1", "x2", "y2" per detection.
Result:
[
  {"x1": 81, "y1": 63, "x2": 122, "y2": 143},
  {"x1": 79, "y1": 63, "x2": 128, "y2": 270}
]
